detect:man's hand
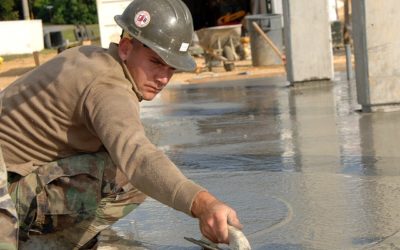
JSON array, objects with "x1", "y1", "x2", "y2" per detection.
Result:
[{"x1": 191, "y1": 191, "x2": 243, "y2": 244}]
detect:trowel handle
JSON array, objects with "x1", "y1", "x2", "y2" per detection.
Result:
[
  {"x1": 198, "y1": 225, "x2": 252, "y2": 250},
  {"x1": 228, "y1": 225, "x2": 252, "y2": 250}
]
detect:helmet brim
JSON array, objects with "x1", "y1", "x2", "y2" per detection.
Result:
[
  {"x1": 115, "y1": 15, "x2": 197, "y2": 72},
  {"x1": 150, "y1": 44, "x2": 197, "y2": 72}
]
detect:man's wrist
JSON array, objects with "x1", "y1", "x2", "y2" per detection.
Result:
[{"x1": 191, "y1": 191, "x2": 218, "y2": 218}]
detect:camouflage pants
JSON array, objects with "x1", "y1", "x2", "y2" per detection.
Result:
[
  {"x1": 6, "y1": 151, "x2": 146, "y2": 249},
  {"x1": 0, "y1": 90, "x2": 19, "y2": 250},
  {"x1": 0, "y1": 145, "x2": 18, "y2": 250}
]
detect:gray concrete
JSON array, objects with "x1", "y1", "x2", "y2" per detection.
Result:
[
  {"x1": 22, "y1": 73, "x2": 400, "y2": 249},
  {"x1": 352, "y1": 0, "x2": 400, "y2": 112},
  {"x1": 282, "y1": 0, "x2": 334, "y2": 84},
  {"x1": 104, "y1": 73, "x2": 400, "y2": 249}
]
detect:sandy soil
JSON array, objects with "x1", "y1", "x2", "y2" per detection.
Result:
[
  {"x1": 0, "y1": 52, "x2": 57, "y2": 90},
  {"x1": 0, "y1": 50, "x2": 349, "y2": 90}
]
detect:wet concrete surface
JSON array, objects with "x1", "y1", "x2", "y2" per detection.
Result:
[{"x1": 100, "y1": 73, "x2": 400, "y2": 250}]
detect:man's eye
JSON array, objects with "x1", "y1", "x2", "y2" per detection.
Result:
[{"x1": 151, "y1": 60, "x2": 163, "y2": 65}]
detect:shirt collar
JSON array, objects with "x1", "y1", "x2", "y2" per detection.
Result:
[{"x1": 108, "y1": 43, "x2": 143, "y2": 102}]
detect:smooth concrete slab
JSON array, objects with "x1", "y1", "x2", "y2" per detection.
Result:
[
  {"x1": 22, "y1": 74, "x2": 400, "y2": 249},
  {"x1": 282, "y1": 0, "x2": 334, "y2": 83},
  {"x1": 352, "y1": 0, "x2": 400, "y2": 112},
  {"x1": 93, "y1": 74, "x2": 400, "y2": 249}
]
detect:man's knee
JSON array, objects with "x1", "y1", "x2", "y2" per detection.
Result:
[
  {"x1": 52, "y1": 186, "x2": 146, "y2": 249},
  {"x1": 96, "y1": 186, "x2": 147, "y2": 224}
]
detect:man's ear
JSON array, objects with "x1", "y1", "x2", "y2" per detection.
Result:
[{"x1": 118, "y1": 38, "x2": 132, "y2": 61}]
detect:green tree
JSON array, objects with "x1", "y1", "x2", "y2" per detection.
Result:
[
  {"x1": 0, "y1": 0, "x2": 19, "y2": 20},
  {"x1": 32, "y1": 0, "x2": 51, "y2": 22},
  {"x1": 32, "y1": 0, "x2": 98, "y2": 24}
]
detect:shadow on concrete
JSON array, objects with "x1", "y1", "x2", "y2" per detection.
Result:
[{"x1": 0, "y1": 67, "x2": 34, "y2": 77}]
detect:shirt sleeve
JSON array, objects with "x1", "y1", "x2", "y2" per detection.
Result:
[{"x1": 82, "y1": 81, "x2": 205, "y2": 216}]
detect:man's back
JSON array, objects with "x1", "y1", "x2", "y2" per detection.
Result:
[{"x1": 0, "y1": 45, "x2": 133, "y2": 167}]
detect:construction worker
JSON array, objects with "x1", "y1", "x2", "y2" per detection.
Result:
[{"x1": 0, "y1": 0, "x2": 242, "y2": 248}]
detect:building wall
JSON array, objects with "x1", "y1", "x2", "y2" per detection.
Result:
[
  {"x1": 0, "y1": 20, "x2": 44, "y2": 55},
  {"x1": 96, "y1": 0, "x2": 131, "y2": 48}
]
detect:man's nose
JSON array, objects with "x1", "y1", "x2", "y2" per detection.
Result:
[
  {"x1": 157, "y1": 74, "x2": 169, "y2": 86},
  {"x1": 156, "y1": 67, "x2": 174, "y2": 86}
]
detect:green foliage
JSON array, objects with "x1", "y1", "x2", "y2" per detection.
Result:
[
  {"x1": 0, "y1": 0, "x2": 19, "y2": 20},
  {"x1": 33, "y1": 0, "x2": 98, "y2": 24}
]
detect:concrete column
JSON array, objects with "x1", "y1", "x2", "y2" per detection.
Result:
[
  {"x1": 282, "y1": 0, "x2": 334, "y2": 84},
  {"x1": 251, "y1": 0, "x2": 267, "y2": 14},
  {"x1": 271, "y1": 0, "x2": 283, "y2": 14},
  {"x1": 352, "y1": 0, "x2": 400, "y2": 112}
]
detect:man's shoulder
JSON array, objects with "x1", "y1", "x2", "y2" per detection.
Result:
[
  {"x1": 62, "y1": 45, "x2": 116, "y2": 67},
  {"x1": 58, "y1": 45, "x2": 126, "y2": 83}
]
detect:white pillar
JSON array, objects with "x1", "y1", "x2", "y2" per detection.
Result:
[
  {"x1": 271, "y1": 0, "x2": 283, "y2": 14},
  {"x1": 282, "y1": 0, "x2": 334, "y2": 84},
  {"x1": 352, "y1": 0, "x2": 400, "y2": 112}
]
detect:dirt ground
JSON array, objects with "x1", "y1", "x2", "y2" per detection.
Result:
[
  {"x1": 0, "y1": 50, "x2": 349, "y2": 90},
  {"x1": 0, "y1": 52, "x2": 57, "y2": 90}
]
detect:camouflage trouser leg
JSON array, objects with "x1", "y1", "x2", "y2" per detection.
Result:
[
  {"x1": 0, "y1": 88, "x2": 18, "y2": 249},
  {"x1": 0, "y1": 145, "x2": 18, "y2": 250},
  {"x1": 8, "y1": 151, "x2": 146, "y2": 249},
  {"x1": 60, "y1": 187, "x2": 145, "y2": 249}
]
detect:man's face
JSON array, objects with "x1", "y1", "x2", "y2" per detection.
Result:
[{"x1": 119, "y1": 38, "x2": 176, "y2": 101}]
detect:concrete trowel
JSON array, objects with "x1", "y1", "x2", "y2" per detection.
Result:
[{"x1": 185, "y1": 225, "x2": 251, "y2": 250}]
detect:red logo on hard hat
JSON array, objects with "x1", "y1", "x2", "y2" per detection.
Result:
[{"x1": 135, "y1": 11, "x2": 151, "y2": 28}]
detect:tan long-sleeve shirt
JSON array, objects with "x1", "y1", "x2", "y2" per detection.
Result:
[{"x1": 0, "y1": 43, "x2": 205, "y2": 215}]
